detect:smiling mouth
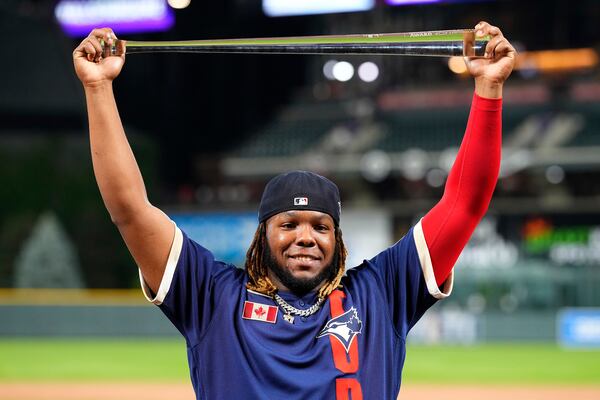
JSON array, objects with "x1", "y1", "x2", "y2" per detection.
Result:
[{"x1": 289, "y1": 255, "x2": 320, "y2": 262}]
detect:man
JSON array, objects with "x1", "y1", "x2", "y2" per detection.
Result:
[{"x1": 73, "y1": 21, "x2": 515, "y2": 399}]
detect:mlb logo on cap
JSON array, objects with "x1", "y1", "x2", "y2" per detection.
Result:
[{"x1": 294, "y1": 197, "x2": 309, "y2": 206}]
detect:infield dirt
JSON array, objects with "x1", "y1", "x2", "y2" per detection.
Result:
[{"x1": 1, "y1": 382, "x2": 600, "y2": 400}]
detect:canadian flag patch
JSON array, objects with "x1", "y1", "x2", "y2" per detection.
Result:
[{"x1": 242, "y1": 301, "x2": 278, "y2": 323}]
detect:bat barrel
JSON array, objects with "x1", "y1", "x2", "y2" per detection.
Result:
[
  {"x1": 119, "y1": 41, "x2": 486, "y2": 57},
  {"x1": 102, "y1": 30, "x2": 489, "y2": 58}
]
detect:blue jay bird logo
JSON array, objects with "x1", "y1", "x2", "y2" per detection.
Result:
[{"x1": 317, "y1": 307, "x2": 363, "y2": 353}]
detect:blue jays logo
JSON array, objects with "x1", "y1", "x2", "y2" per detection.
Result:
[{"x1": 317, "y1": 307, "x2": 363, "y2": 353}]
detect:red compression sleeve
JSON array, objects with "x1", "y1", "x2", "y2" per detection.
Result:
[{"x1": 422, "y1": 93, "x2": 502, "y2": 286}]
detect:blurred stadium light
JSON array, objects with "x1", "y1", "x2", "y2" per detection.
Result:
[
  {"x1": 449, "y1": 48, "x2": 599, "y2": 76},
  {"x1": 358, "y1": 61, "x2": 380, "y2": 82},
  {"x1": 55, "y1": 0, "x2": 175, "y2": 37},
  {"x1": 263, "y1": 0, "x2": 375, "y2": 17},
  {"x1": 517, "y1": 48, "x2": 599, "y2": 73},
  {"x1": 332, "y1": 61, "x2": 355, "y2": 82},
  {"x1": 167, "y1": 0, "x2": 191, "y2": 9}
]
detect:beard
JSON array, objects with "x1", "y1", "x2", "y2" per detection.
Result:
[{"x1": 264, "y1": 245, "x2": 339, "y2": 297}]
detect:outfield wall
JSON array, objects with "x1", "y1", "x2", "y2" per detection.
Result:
[
  {"x1": 0, "y1": 289, "x2": 559, "y2": 341},
  {"x1": 0, "y1": 289, "x2": 179, "y2": 337},
  {"x1": 0, "y1": 305, "x2": 179, "y2": 337}
]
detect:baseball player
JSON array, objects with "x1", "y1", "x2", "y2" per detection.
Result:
[{"x1": 73, "y1": 21, "x2": 515, "y2": 399}]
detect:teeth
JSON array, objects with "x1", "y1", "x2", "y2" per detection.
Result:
[{"x1": 293, "y1": 256, "x2": 316, "y2": 261}]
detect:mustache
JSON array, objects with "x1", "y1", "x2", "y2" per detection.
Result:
[{"x1": 263, "y1": 245, "x2": 339, "y2": 297}]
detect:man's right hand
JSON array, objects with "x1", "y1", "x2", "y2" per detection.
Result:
[{"x1": 73, "y1": 28, "x2": 125, "y2": 87}]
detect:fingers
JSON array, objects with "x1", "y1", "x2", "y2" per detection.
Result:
[
  {"x1": 473, "y1": 21, "x2": 514, "y2": 59},
  {"x1": 82, "y1": 42, "x2": 96, "y2": 61},
  {"x1": 485, "y1": 35, "x2": 504, "y2": 58},
  {"x1": 74, "y1": 27, "x2": 118, "y2": 63},
  {"x1": 87, "y1": 36, "x2": 104, "y2": 62},
  {"x1": 492, "y1": 38, "x2": 517, "y2": 61},
  {"x1": 474, "y1": 21, "x2": 500, "y2": 38}
]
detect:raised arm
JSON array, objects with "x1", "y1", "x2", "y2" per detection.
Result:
[
  {"x1": 73, "y1": 28, "x2": 174, "y2": 293},
  {"x1": 421, "y1": 22, "x2": 516, "y2": 285}
]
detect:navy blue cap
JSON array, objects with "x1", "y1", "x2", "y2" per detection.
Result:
[{"x1": 258, "y1": 170, "x2": 341, "y2": 225}]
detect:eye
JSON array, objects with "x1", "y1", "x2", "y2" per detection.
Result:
[
  {"x1": 314, "y1": 224, "x2": 329, "y2": 232},
  {"x1": 281, "y1": 222, "x2": 296, "y2": 229}
]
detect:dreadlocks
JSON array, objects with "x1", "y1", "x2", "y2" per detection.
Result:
[{"x1": 245, "y1": 222, "x2": 347, "y2": 299}]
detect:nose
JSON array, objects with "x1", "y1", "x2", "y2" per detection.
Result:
[{"x1": 295, "y1": 224, "x2": 316, "y2": 247}]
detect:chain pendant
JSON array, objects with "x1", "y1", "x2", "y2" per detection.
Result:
[{"x1": 283, "y1": 314, "x2": 295, "y2": 324}]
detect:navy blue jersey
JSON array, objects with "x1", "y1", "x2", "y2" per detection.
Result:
[{"x1": 140, "y1": 220, "x2": 453, "y2": 399}]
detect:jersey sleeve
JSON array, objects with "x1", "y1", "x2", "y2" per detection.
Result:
[
  {"x1": 138, "y1": 222, "x2": 240, "y2": 345},
  {"x1": 359, "y1": 220, "x2": 453, "y2": 338}
]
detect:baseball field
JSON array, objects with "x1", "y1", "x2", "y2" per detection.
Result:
[{"x1": 1, "y1": 339, "x2": 599, "y2": 399}]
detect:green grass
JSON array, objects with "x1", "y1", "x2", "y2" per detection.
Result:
[
  {"x1": 0, "y1": 338, "x2": 189, "y2": 382},
  {"x1": 403, "y1": 344, "x2": 600, "y2": 385},
  {"x1": 0, "y1": 340, "x2": 599, "y2": 384}
]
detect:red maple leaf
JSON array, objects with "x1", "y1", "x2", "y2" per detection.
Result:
[{"x1": 255, "y1": 306, "x2": 266, "y2": 317}]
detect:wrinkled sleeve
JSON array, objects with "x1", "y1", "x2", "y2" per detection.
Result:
[
  {"x1": 138, "y1": 224, "x2": 235, "y2": 345},
  {"x1": 363, "y1": 224, "x2": 453, "y2": 338}
]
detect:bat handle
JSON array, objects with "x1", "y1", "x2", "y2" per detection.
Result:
[{"x1": 101, "y1": 39, "x2": 126, "y2": 57}]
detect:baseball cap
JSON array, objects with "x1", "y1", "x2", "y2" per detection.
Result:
[{"x1": 258, "y1": 170, "x2": 341, "y2": 225}]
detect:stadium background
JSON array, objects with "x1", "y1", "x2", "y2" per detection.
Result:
[{"x1": 1, "y1": 0, "x2": 599, "y2": 398}]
